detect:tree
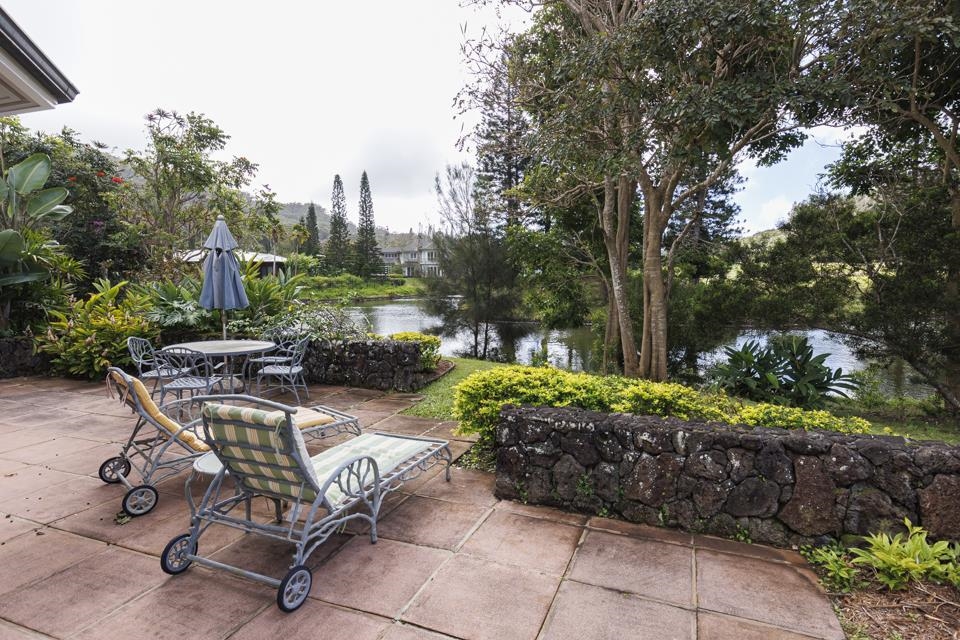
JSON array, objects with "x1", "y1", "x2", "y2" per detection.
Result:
[
  {"x1": 352, "y1": 171, "x2": 382, "y2": 278},
  {"x1": 325, "y1": 174, "x2": 351, "y2": 273},
  {"x1": 0, "y1": 121, "x2": 143, "y2": 284},
  {"x1": 508, "y1": 0, "x2": 831, "y2": 379},
  {"x1": 114, "y1": 109, "x2": 257, "y2": 259},
  {"x1": 428, "y1": 163, "x2": 520, "y2": 359},
  {"x1": 291, "y1": 217, "x2": 310, "y2": 253},
  {"x1": 470, "y1": 51, "x2": 531, "y2": 229},
  {"x1": 757, "y1": 142, "x2": 960, "y2": 411},
  {"x1": 815, "y1": 0, "x2": 960, "y2": 409},
  {"x1": 249, "y1": 186, "x2": 284, "y2": 274},
  {"x1": 303, "y1": 202, "x2": 320, "y2": 255}
]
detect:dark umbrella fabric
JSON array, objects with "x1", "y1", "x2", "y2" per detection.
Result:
[{"x1": 199, "y1": 215, "x2": 249, "y2": 338}]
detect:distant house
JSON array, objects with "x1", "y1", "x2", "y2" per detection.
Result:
[
  {"x1": 380, "y1": 240, "x2": 441, "y2": 277},
  {"x1": 0, "y1": 9, "x2": 78, "y2": 115},
  {"x1": 178, "y1": 249, "x2": 287, "y2": 278}
]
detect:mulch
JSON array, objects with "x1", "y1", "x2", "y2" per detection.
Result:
[{"x1": 835, "y1": 583, "x2": 960, "y2": 639}]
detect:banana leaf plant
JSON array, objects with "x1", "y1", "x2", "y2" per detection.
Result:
[{"x1": 0, "y1": 153, "x2": 73, "y2": 331}]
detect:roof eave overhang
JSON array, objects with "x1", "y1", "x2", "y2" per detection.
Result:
[{"x1": 0, "y1": 8, "x2": 77, "y2": 115}]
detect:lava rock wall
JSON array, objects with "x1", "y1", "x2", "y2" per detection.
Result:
[{"x1": 495, "y1": 406, "x2": 960, "y2": 546}]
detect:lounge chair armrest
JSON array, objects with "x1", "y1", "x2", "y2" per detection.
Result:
[{"x1": 318, "y1": 455, "x2": 381, "y2": 505}]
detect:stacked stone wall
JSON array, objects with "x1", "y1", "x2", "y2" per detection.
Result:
[
  {"x1": 495, "y1": 406, "x2": 960, "y2": 546},
  {"x1": 302, "y1": 339, "x2": 429, "y2": 392},
  {"x1": 0, "y1": 337, "x2": 48, "y2": 378}
]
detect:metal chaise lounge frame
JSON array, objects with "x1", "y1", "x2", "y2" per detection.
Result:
[
  {"x1": 160, "y1": 395, "x2": 452, "y2": 612},
  {"x1": 102, "y1": 367, "x2": 362, "y2": 517}
]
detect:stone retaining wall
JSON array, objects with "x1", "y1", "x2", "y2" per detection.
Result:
[
  {"x1": 0, "y1": 337, "x2": 48, "y2": 378},
  {"x1": 495, "y1": 406, "x2": 960, "y2": 546},
  {"x1": 302, "y1": 339, "x2": 429, "y2": 392}
]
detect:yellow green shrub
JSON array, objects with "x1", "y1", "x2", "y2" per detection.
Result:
[
  {"x1": 735, "y1": 404, "x2": 870, "y2": 434},
  {"x1": 389, "y1": 331, "x2": 441, "y2": 371},
  {"x1": 452, "y1": 365, "x2": 871, "y2": 443}
]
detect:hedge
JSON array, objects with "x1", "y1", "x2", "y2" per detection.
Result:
[{"x1": 452, "y1": 365, "x2": 871, "y2": 446}]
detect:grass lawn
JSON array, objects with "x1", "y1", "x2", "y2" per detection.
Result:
[
  {"x1": 404, "y1": 359, "x2": 959, "y2": 447},
  {"x1": 402, "y1": 356, "x2": 505, "y2": 420},
  {"x1": 302, "y1": 277, "x2": 426, "y2": 302}
]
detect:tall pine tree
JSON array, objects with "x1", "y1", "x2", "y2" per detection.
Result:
[
  {"x1": 325, "y1": 175, "x2": 351, "y2": 273},
  {"x1": 352, "y1": 171, "x2": 383, "y2": 278},
  {"x1": 303, "y1": 202, "x2": 320, "y2": 255},
  {"x1": 474, "y1": 52, "x2": 531, "y2": 229}
]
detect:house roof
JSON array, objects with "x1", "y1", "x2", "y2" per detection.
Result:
[
  {"x1": 178, "y1": 249, "x2": 287, "y2": 264},
  {"x1": 0, "y1": 8, "x2": 77, "y2": 115}
]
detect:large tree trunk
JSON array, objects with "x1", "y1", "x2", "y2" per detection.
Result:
[
  {"x1": 599, "y1": 176, "x2": 640, "y2": 377},
  {"x1": 638, "y1": 186, "x2": 670, "y2": 381}
]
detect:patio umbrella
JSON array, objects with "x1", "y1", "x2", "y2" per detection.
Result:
[{"x1": 199, "y1": 215, "x2": 249, "y2": 339}]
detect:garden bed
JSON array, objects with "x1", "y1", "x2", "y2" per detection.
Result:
[{"x1": 835, "y1": 583, "x2": 960, "y2": 640}]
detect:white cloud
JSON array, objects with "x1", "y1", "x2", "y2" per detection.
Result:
[
  {"x1": 5, "y1": 0, "x2": 527, "y2": 233},
  {"x1": 749, "y1": 196, "x2": 793, "y2": 234}
]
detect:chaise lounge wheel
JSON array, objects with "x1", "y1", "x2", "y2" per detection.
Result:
[
  {"x1": 161, "y1": 533, "x2": 195, "y2": 575},
  {"x1": 277, "y1": 565, "x2": 312, "y2": 612},
  {"x1": 122, "y1": 484, "x2": 159, "y2": 516},
  {"x1": 98, "y1": 456, "x2": 131, "y2": 484}
]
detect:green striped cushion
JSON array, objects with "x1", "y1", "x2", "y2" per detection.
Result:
[
  {"x1": 202, "y1": 404, "x2": 435, "y2": 507},
  {"x1": 202, "y1": 403, "x2": 320, "y2": 500},
  {"x1": 311, "y1": 433, "x2": 432, "y2": 505}
]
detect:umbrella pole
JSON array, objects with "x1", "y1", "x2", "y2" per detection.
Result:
[{"x1": 220, "y1": 310, "x2": 233, "y2": 390}]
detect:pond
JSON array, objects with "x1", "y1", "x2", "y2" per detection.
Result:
[{"x1": 347, "y1": 298, "x2": 930, "y2": 396}]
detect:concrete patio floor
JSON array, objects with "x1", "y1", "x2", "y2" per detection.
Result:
[{"x1": 0, "y1": 376, "x2": 844, "y2": 640}]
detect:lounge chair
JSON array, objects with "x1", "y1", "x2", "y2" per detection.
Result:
[
  {"x1": 159, "y1": 396, "x2": 452, "y2": 612},
  {"x1": 102, "y1": 368, "x2": 362, "y2": 516}
]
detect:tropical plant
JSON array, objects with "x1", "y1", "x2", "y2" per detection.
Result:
[
  {"x1": 850, "y1": 519, "x2": 960, "y2": 590},
  {"x1": 800, "y1": 542, "x2": 860, "y2": 593},
  {"x1": 0, "y1": 153, "x2": 74, "y2": 331},
  {"x1": 237, "y1": 265, "x2": 306, "y2": 327},
  {"x1": 37, "y1": 279, "x2": 157, "y2": 378},
  {"x1": 712, "y1": 336, "x2": 859, "y2": 408},
  {"x1": 131, "y1": 278, "x2": 215, "y2": 333}
]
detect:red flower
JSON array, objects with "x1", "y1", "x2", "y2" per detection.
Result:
[
  {"x1": 111, "y1": 176, "x2": 124, "y2": 184},
  {"x1": 96, "y1": 170, "x2": 106, "y2": 177},
  {"x1": 67, "y1": 176, "x2": 77, "y2": 182}
]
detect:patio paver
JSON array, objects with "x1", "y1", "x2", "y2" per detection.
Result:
[
  {"x1": 0, "y1": 376, "x2": 844, "y2": 639},
  {"x1": 402, "y1": 553, "x2": 561, "y2": 640},
  {"x1": 541, "y1": 580, "x2": 697, "y2": 640}
]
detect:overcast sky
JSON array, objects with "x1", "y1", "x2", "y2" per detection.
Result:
[{"x1": 9, "y1": 0, "x2": 842, "y2": 235}]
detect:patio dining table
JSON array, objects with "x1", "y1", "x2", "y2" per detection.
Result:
[{"x1": 163, "y1": 339, "x2": 276, "y2": 392}]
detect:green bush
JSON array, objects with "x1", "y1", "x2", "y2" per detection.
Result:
[
  {"x1": 389, "y1": 331, "x2": 441, "y2": 371},
  {"x1": 37, "y1": 279, "x2": 158, "y2": 378},
  {"x1": 452, "y1": 365, "x2": 871, "y2": 446},
  {"x1": 800, "y1": 542, "x2": 860, "y2": 593},
  {"x1": 736, "y1": 404, "x2": 870, "y2": 434},
  {"x1": 255, "y1": 301, "x2": 368, "y2": 342},
  {"x1": 850, "y1": 518, "x2": 960, "y2": 590},
  {"x1": 712, "y1": 336, "x2": 860, "y2": 409}
]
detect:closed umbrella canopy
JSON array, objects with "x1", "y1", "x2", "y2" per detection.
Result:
[{"x1": 199, "y1": 215, "x2": 249, "y2": 338}]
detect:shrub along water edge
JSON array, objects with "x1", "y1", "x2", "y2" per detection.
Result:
[{"x1": 453, "y1": 365, "x2": 872, "y2": 450}]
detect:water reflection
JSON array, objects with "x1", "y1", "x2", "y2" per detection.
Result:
[
  {"x1": 347, "y1": 299, "x2": 930, "y2": 396},
  {"x1": 347, "y1": 298, "x2": 598, "y2": 369}
]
